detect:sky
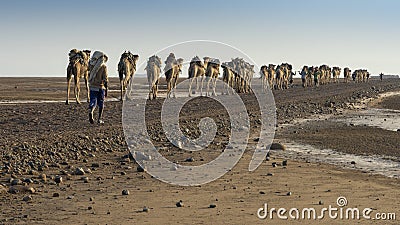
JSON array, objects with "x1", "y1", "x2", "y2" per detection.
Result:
[{"x1": 0, "y1": 0, "x2": 399, "y2": 77}]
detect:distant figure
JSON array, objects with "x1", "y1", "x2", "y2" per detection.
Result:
[
  {"x1": 380, "y1": 72, "x2": 384, "y2": 81},
  {"x1": 313, "y1": 67, "x2": 320, "y2": 87},
  {"x1": 88, "y1": 51, "x2": 109, "y2": 124}
]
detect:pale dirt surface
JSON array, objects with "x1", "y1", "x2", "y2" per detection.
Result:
[{"x1": 0, "y1": 77, "x2": 399, "y2": 224}]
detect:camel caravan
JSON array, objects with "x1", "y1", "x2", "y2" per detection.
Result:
[{"x1": 66, "y1": 49, "x2": 372, "y2": 102}]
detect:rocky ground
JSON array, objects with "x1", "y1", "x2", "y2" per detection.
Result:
[{"x1": 0, "y1": 77, "x2": 399, "y2": 224}]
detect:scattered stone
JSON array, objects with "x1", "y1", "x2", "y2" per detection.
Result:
[
  {"x1": 122, "y1": 190, "x2": 130, "y2": 195},
  {"x1": 75, "y1": 167, "x2": 85, "y2": 175},
  {"x1": 23, "y1": 195, "x2": 32, "y2": 202},
  {"x1": 120, "y1": 171, "x2": 127, "y2": 175},
  {"x1": 350, "y1": 161, "x2": 356, "y2": 165},
  {"x1": 259, "y1": 191, "x2": 265, "y2": 194},
  {"x1": 137, "y1": 165, "x2": 145, "y2": 172},
  {"x1": 143, "y1": 206, "x2": 149, "y2": 212},
  {"x1": 67, "y1": 195, "x2": 74, "y2": 199},
  {"x1": 82, "y1": 177, "x2": 89, "y2": 183},
  {"x1": 282, "y1": 160, "x2": 288, "y2": 167},
  {"x1": 209, "y1": 204, "x2": 217, "y2": 208},
  {"x1": 29, "y1": 170, "x2": 39, "y2": 175},
  {"x1": 26, "y1": 187, "x2": 35, "y2": 194},
  {"x1": 176, "y1": 200, "x2": 184, "y2": 207},
  {"x1": 319, "y1": 200, "x2": 324, "y2": 205},
  {"x1": 23, "y1": 178, "x2": 33, "y2": 183},
  {"x1": 90, "y1": 197, "x2": 94, "y2": 201},
  {"x1": 39, "y1": 174, "x2": 47, "y2": 182},
  {"x1": 286, "y1": 192, "x2": 292, "y2": 196},
  {"x1": 88, "y1": 206, "x2": 93, "y2": 210},
  {"x1": 267, "y1": 173, "x2": 274, "y2": 176},
  {"x1": 55, "y1": 176, "x2": 63, "y2": 184},
  {"x1": 8, "y1": 186, "x2": 19, "y2": 194},
  {"x1": 91, "y1": 163, "x2": 100, "y2": 168},
  {"x1": 11, "y1": 179, "x2": 22, "y2": 186},
  {"x1": 272, "y1": 162, "x2": 277, "y2": 168},
  {"x1": 185, "y1": 157, "x2": 194, "y2": 162},
  {"x1": 270, "y1": 143, "x2": 286, "y2": 151},
  {"x1": 53, "y1": 193, "x2": 60, "y2": 197}
]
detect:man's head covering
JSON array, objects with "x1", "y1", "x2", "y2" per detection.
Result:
[{"x1": 89, "y1": 51, "x2": 108, "y2": 83}]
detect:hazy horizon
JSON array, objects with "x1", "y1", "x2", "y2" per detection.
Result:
[{"x1": 1, "y1": 0, "x2": 399, "y2": 77}]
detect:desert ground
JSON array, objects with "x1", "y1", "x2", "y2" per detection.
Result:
[{"x1": 0, "y1": 77, "x2": 399, "y2": 224}]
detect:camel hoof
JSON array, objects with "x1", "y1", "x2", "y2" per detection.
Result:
[
  {"x1": 65, "y1": 100, "x2": 69, "y2": 105},
  {"x1": 77, "y1": 101, "x2": 81, "y2": 104}
]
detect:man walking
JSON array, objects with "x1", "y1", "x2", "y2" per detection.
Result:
[{"x1": 88, "y1": 51, "x2": 108, "y2": 124}]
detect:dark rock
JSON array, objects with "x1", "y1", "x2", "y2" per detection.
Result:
[
  {"x1": 137, "y1": 165, "x2": 145, "y2": 172},
  {"x1": 55, "y1": 176, "x2": 63, "y2": 184},
  {"x1": 53, "y1": 193, "x2": 60, "y2": 197},
  {"x1": 82, "y1": 177, "x2": 89, "y2": 183},
  {"x1": 185, "y1": 157, "x2": 194, "y2": 162},
  {"x1": 259, "y1": 191, "x2": 266, "y2": 194},
  {"x1": 176, "y1": 200, "x2": 184, "y2": 207},
  {"x1": 209, "y1": 204, "x2": 217, "y2": 208},
  {"x1": 282, "y1": 160, "x2": 288, "y2": 167},
  {"x1": 23, "y1": 195, "x2": 32, "y2": 202},
  {"x1": 11, "y1": 179, "x2": 22, "y2": 186},
  {"x1": 122, "y1": 190, "x2": 130, "y2": 195},
  {"x1": 350, "y1": 161, "x2": 356, "y2": 165},
  {"x1": 75, "y1": 167, "x2": 85, "y2": 175}
]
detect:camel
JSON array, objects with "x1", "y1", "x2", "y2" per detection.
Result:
[
  {"x1": 275, "y1": 65, "x2": 284, "y2": 90},
  {"x1": 66, "y1": 49, "x2": 91, "y2": 104},
  {"x1": 260, "y1": 65, "x2": 268, "y2": 92},
  {"x1": 188, "y1": 56, "x2": 207, "y2": 97},
  {"x1": 306, "y1": 66, "x2": 314, "y2": 87},
  {"x1": 145, "y1": 55, "x2": 162, "y2": 100},
  {"x1": 205, "y1": 58, "x2": 221, "y2": 96},
  {"x1": 343, "y1": 67, "x2": 351, "y2": 83},
  {"x1": 332, "y1": 67, "x2": 341, "y2": 83},
  {"x1": 267, "y1": 64, "x2": 276, "y2": 90},
  {"x1": 222, "y1": 62, "x2": 235, "y2": 95},
  {"x1": 244, "y1": 63, "x2": 255, "y2": 93},
  {"x1": 118, "y1": 51, "x2": 139, "y2": 101},
  {"x1": 164, "y1": 53, "x2": 184, "y2": 98}
]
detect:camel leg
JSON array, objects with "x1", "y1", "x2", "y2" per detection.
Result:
[
  {"x1": 120, "y1": 79, "x2": 124, "y2": 101},
  {"x1": 74, "y1": 76, "x2": 81, "y2": 104},
  {"x1": 66, "y1": 77, "x2": 71, "y2": 105},
  {"x1": 195, "y1": 76, "x2": 199, "y2": 94},
  {"x1": 84, "y1": 74, "x2": 90, "y2": 103},
  {"x1": 188, "y1": 77, "x2": 194, "y2": 97},
  {"x1": 200, "y1": 76, "x2": 204, "y2": 96},
  {"x1": 172, "y1": 77, "x2": 177, "y2": 98},
  {"x1": 212, "y1": 77, "x2": 217, "y2": 96},
  {"x1": 206, "y1": 77, "x2": 211, "y2": 96}
]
